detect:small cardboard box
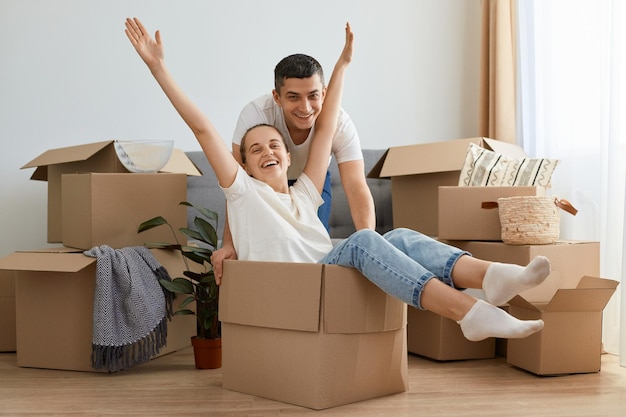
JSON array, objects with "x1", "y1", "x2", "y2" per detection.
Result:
[
  {"x1": 21, "y1": 140, "x2": 201, "y2": 243},
  {"x1": 0, "y1": 247, "x2": 195, "y2": 372},
  {"x1": 507, "y1": 276, "x2": 618, "y2": 375},
  {"x1": 0, "y1": 270, "x2": 16, "y2": 352},
  {"x1": 407, "y1": 306, "x2": 495, "y2": 361},
  {"x1": 61, "y1": 173, "x2": 187, "y2": 250},
  {"x1": 220, "y1": 260, "x2": 408, "y2": 410},
  {"x1": 442, "y1": 240, "x2": 600, "y2": 303},
  {"x1": 368, "y1": 137, "x2": 523, "y2": 236},
  {"x1": 438, "y1": 186, "x2": 546, "y2": 241}
]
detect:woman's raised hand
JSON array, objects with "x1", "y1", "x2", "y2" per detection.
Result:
[
  {"x1": 124, "y1": 17, "x2": 164, "y2": 70},
  {"x1": 339, "y1": 22, "x2": 354, "y2": 67}
]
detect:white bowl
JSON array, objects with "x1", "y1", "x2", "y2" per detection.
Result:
[{"x1": 114, "y1": 140, "x2": 174, "y2": 173}]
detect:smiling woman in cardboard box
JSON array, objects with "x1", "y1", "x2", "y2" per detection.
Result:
[{"x1": 125, "y1": 17, "x2": 548, "y2": 343}]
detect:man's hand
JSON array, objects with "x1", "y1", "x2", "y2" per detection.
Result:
[
  {"x1": 124, "y1": 17, "x2": 164, "y2": 70},
  {"x1": 210, "y1": 245, "x2": 238, "y2": 285}
]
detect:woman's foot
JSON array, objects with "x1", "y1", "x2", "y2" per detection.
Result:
[
  {"x1": 457, "y1": 299, "x2": 544, "y2": 341},
  {"x1": 482, "y1": 256, "x2": 551, "y2": 306}
]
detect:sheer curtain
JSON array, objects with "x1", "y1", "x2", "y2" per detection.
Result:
[{"x1": 516, "y1": 0, "x2": 625, "y2": 362}]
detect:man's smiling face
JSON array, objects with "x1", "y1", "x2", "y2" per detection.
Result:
[{"x1": 273, "y1": 74, "x2": 326, "y2": 135}]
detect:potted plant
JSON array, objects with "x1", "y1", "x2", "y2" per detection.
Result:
[{"x1": 138, "y1": 201, "x2": 221, "y2": 369}]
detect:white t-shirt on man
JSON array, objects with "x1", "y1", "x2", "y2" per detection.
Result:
[{"x1": 232, "y1": 94, "x2": 363, "y2": 180}]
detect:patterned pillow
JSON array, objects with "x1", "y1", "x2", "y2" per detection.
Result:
[{"x1": 458, "y1": 143, "x2": 559, "y2": 188}]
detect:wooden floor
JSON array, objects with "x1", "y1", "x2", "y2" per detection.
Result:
[{"x1": 1, "y1": 348, "x2": 626, "y2": 416}]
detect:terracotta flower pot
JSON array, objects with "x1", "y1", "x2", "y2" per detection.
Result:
[{"x1": 191, "y1": 336, "x2": 222, "y2": 369}]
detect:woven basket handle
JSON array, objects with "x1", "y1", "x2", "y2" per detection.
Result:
[{"x1": 481, "y1": 197, "x2": 578, "y2": 216}]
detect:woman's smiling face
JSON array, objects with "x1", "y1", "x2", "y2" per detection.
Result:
[{"x1": 241, "y1": 125, "x2": 291, "y2": 186}]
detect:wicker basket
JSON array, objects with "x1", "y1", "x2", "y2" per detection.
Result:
[{"x1": 497, "y1": 196, "x2": 574, "y2": 245}]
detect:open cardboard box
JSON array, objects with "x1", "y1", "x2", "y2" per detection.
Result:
[
  {"x1": 0, "y1": 246, "x2": 195, "y2": 372},
  {"x1": 220, "y1": 260, "x2": 408, "y2": 410},
  {"x1": 507, "y1": 276, "x2": 618, "y2": 375},
  {"x1": 21, "y1": 140, "x2": 201, "y2": 243},
  {"x1": 61, "y1": 172, "x2": 188, "y2": 250},
  {"x1": 443, "y1": 240, "x2": 600, "y2": 303},
  {"x1": 368, "y1": 137, "x2": 524, "y2": 236},
  {"x1": 407, "y1": 306, "x2": 495, "y2": 361},
  {"x1": 438, "y1": 185, "x2": 547, "y2": 241}
]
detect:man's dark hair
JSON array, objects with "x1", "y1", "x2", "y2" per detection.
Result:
[{"x1": 274, "y1": 54, "x2": 325, "y2": 93}]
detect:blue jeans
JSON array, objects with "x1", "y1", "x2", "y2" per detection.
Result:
[
  {"x1": 290, "y1": 169, "x2": 332, "y2": 232},
  {"x1": 318, "y1": 228, "x2": 468, "y2": 310}
]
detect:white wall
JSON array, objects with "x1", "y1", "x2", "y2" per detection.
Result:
[{"x1": 0, "y1": 0, "x2": 481, "y2": 257}]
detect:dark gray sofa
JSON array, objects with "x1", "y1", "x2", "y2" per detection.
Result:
[{"x1": 185, "y1": 149, "x2": 393, "y2": 241}]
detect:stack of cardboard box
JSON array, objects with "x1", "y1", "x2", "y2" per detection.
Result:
[
  {"x1": 369, "y1": 137, "x2": 618, "y2": 374},
  {"x1": 0, "y1": 140, "x2": 201, "y2": 371}
]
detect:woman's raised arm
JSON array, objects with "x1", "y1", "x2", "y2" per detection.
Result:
[
  {"x1": 303, "y1": 23, "x2": 354, "y2": 193},
  {"x1": 125, "y1": 17, "x2": 239, "y2": 188}
]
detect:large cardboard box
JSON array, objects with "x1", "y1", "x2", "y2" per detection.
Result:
[
  {"x1": 507, "y1": 276, "x2": 618, "y2": 375},
  {"x1": 0, "y1": 270, "x2": 16, "y2": 352},
  {"x1": 368, "y1": 138, "x2": 524, "y2": 236},
  {"x1": 61, "y1": 173, "x2": 187, "y2": 250},
  {"x1": 0, "y1": 247, "x2": 195, "y2": 372},
  {"x1": 438, "y1": 186, "x2": 546, "y2": 241},
  {"x1": 407, "y1": 306, "x2": 495, "y2": 361},
  {"x1": 21, "y1": 141, "x2": 201, "y2": 242},
  {"x1": 220, "y1": 260, "x2": 408, "y2": 410},
  {"x1": 443, "y1": 240, "x2": 600, "y2": 303}
]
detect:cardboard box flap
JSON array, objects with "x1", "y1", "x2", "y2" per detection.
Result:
[
  {"x1": 0, "y1": 251, "x2": 94, "y2": 273},
  {"x1": 373, "y1": 138, "x2": 478, "y2": 178},
  {"x1": 543, "y1": 276, "x2": 619, "y2": 312},
  {"x1": 22, "y1": 141, "x2": 201, "y2": 179},
  {"x1": 219, "y1": 260, "x2": 323, "y2": 332},
  {"x1": 576, "y1": 275, "x2": 619, "y2": 290},
  {"x1": 22, "y1": 141, "x2": 113, "y2": 171},
  {"x1": 322, "y1": 265, "x2": 405, "y2": 334},
  {"x1": 507, "y1": 295, "x2": 540, "y2": 311},
  {"x1": 481, "y1": 138, "x2": 528, "y2": 158},
  {"x1": 544, "y1": 287, "x2": 617, "y2": 312},
  {"x1": 366, "y1": 149, "x2": 389, "y2": 179},
  {"x1": 509, "y1": 276, "x2": 618, "y2": 313},
  {"x1": 160, "y1": 148, "x2": 202, "y2": 176}
]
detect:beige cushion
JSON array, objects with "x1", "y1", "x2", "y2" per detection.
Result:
[{"x1": 458, "y1": 143, "x2": 559, "y2": 188}]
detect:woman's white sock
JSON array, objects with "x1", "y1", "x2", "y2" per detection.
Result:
[
  {"x1": 482, "y1": 256, "x2": 551, "y2": 306},
  {"x1": 457, "y1": 299, "x2": 544, "y2": 341}
]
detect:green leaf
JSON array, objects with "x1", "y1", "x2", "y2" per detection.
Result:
[
  {"x1": 179, "y1": 296, "x2": 196, "y2": 309},
  {"x1": 142, "y1": 242, "x2": 181, "y2": 250},
  {"x1": 180, "y1": 227, "x2": 203, "y2": 242},
  {"x1": 174, "y1": 309, "x2": 195, "y2": 316},
  {"x1": 137, "y1": 216, "x2": 168, "y2": 233},
  {"x1": 159, "y1": 277, "x2": 193, "y2": 294},
  {"x1": 182, "y1": 250, "x2": 209, "y2": 265},
  {"x1": 180, "y1": 202, "x2": 219, "y2": 223},
  {"x1": 194, "y1": 217, "x2": 218, "y2": 247},
  {"x1": 183, "y1": 270, "x2": 212, "y2": 282}
]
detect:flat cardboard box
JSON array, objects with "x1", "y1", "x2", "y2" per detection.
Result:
[
  {"x1": 407, "y1": 306, "x2": 495, "y2": 361},
  {"x1": 368, "y1": 138, "x2": 524, "y2": 236},
  {"x1": 0, "y1": 247, "x2": 195, "y2": 372},
  {"x1": 438, "y1": 186, "x2": 546, "y2": 241},
  {"x1": 21, "y1": 141, "x2": 201, "y2": 243},
  {"x1": 220, "y1": 260, "x2": 408, "y2": 410},
  {"x1": 0, "y1": 270, "x2": 16, "y2": 352},
  {"x1": 507, "y1": 276, "x2": 618, "y2": 375},
  {"x1": 61, "y1": 173, "x2": 187, "y2": 250},
  {"x1": 442, "y1": 240, "x2": 600, "y2": 303}
]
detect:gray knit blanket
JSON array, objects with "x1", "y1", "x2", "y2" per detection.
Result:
[{"x1": 84, "y1": 245, "x2": 174, "y2": 373}]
